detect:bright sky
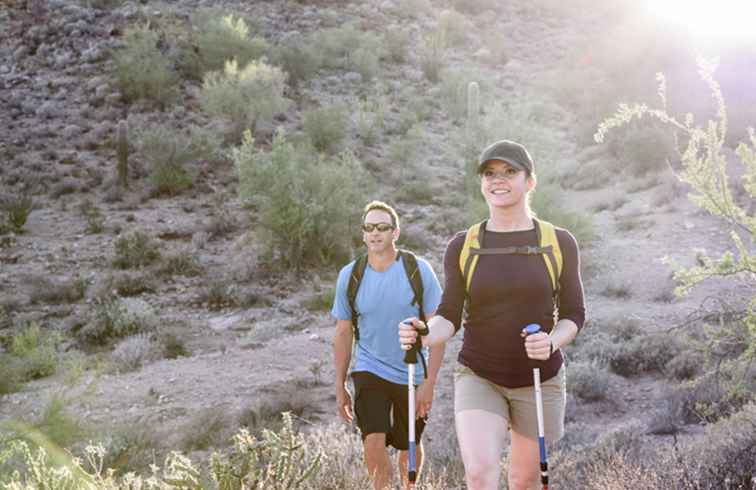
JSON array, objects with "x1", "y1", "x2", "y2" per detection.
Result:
[{"x1": 646, "y1": 0, "x2": 756, "y2": 44}]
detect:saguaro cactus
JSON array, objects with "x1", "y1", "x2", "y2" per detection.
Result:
[
  {"x1": 117, "y1": 120, "x2": 129, "y2": 189},
  {"x1": 467, "y1": 81, "x2": 480, "y2": 137}
]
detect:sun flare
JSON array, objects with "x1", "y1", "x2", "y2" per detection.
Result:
[{"x1": 646, "y1": 0, "x2": 756, "y2": 44}]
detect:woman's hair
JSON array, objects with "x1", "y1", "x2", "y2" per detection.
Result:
[{"x1": 362, "y1": 200, "x2": 400, "y2": 228}]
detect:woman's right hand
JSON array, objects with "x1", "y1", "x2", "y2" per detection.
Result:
[{"x1": 398, "y1": 318, "x2": 422, "y2": 351}]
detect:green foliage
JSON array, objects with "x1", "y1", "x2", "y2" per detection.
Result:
[
  {"x1": 0, "y1": 193, "x2": 34, "y2": 233},
  {"x1": 419, "y1": 30, "x2": 445, "y2": 83},
  {"x1": 116, "y1": 120, "x2": 129, "y2": 189},
  {"x1": 79, "y1": 296, "x2": 157, "y2": 346},
  {"x1": 440, "y1": 70, "x2": 475, "y2": 122},
  {"x1": 113, "y1": 24, "x2": 177, "y2": 107},
  {"x1": 9, "y1": 323, "x2": 59, "y2": 381},
  {"x1": 33, "y1": 397, "x2": 88, "y2": 450},
  {"x1": 107, "y1": 272, "x2": 156, "y2": 297},
  {"x1": 303, "y1": 104, "x2": 348, "y2": 154},
  {"x1": 314, "y1": 23, "x2": 383, "y2": 79},
  {"x1": 233, "y1": 130, "x2": 371, "y2": 270},
  {"x1": 78, "y1": 199, "x2": 104, "y2": 234},
  {"x1": 451, "y1": 0, "x2": 497, "y2": 15},
  {"x1": 270, "y1": 37, "x2": 322, "y2": 88},
  {"x1": 192, "y1": 11, "x2": 269, "y2": 76},
  {"x1": 200, "y1": 58, "x2": 290, "y2": 139},
  {"x1": 568, "y1": 361, "x2": 609, "y2": 401},
  {"x1": 134, "y1": 122, "x2": 220, "y2": 197},
  {"x1": 384, "y1": 28, "x2": 409, "y2": 64},
  {"x1": 355, "y1": 98, "x2": 386, "y2": 146},
  {"x1": 157, "y1": 250, "x2": 203, "y2": 278},
  {"x1": 437, "y1": 9, "x2": 467, "y2": 48},
  {"x1": 393, "y1": 0, "x2": 432, "y2": 18},
  {"x1": 159, "y1": 330, "x2": 189, "y2": 359},
  {"x1": 29, "y1": 275, "x2": 87, "y2": 304},
  {"x1": 609, "y1": 333, "x2": 682, "y2": 377},
  {"x1": 112, "y1": 230, "x2": 161, "y2": 269},
  {"x1": 110, "y1": 334, "x2": 158, "y2": 373},
  {"x1": 595, "y1": 57, "x2": 756, "y2": 363},
  {"x1": 303, "y1": 289, "x2": 335, "y2": 312}
]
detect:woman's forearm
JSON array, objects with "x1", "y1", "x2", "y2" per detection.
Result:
[
  {"x1": 423, "y1": 315, "x2": 455, "y2": 348},
  {"x1": 550, "y1": 318, "x2": 578, "y2": 351}
]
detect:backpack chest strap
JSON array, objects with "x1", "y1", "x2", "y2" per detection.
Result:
[{"x1": 471, "y1": 245, "x2": 554, "y2": 256}]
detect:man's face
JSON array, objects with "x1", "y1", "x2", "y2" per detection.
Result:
[{"x1": 362, "y1": 209, "x2": 399, "y2": 254}]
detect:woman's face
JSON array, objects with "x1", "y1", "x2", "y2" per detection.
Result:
[{"x1": 479, "y1": 160, "x2": 535, "y2": 210}]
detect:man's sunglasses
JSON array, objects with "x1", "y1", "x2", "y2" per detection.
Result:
[{"x1": 362, "y1": 223, "x2": 395, "y2": 232}]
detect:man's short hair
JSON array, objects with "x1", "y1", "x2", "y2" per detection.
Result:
[{"x1": 362, "y1": 200, "x2": 399, "y2": 228}]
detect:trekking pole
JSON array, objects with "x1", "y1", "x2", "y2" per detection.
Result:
[
  {"x1": 402, "y1": 320, "x2": 427, "y2": 487},
  {"x1": 525, "y1": 323, "x2": 549, "y2": 490}
]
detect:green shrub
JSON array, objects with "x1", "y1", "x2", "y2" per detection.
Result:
[
  {"x1": 570, "y1": 331, "x2": 621, "y2": 367},
  {"x1": 419, "y1": 30, "x2": 445, "y2": 83},
  {"x1": 606, "y1": 123, "x2": 676, "y2": 177},
  {"x1": 33, "y1": 396, "x2": 88, "y2": 449},
  {"x1": 303, "y1": 104, "x2": 348, "y2": 154},
  {"x1": 9, "y1": 323, "x2": 59, "y2": 381},
  {"x1": 159, "y1": 330, "x2": 189, "y2": 359},
  {"x1": 0, "y1": 354, "x2": 23, "y2": 394},
  {"x1": 384, "y1": 28, "x2": 409, "y2": 64},
  {"x1": 157, "y1": 250, "x2": 203, "y2": 277},
  {"x1": 438, "y1": 9, "x2": 467, "y2": 48},
  {"x1": 79, "y1": 296, "x2": 157, "y2": 346},
  {"x1": 666, "y1": 349, "x2": 704, "y2": 380},
  {"x1": 193, "y1": 11, "x2": 268, "y2": 75},
  {"x1": 314, "y1": 23, "x2": 383, "y2": 79},
  {"x1": 98, "y1": 424, "x2": 162, "y2": 475},
  {"x1": 355, "y1": 98, "x2": 386, "y2": 146},
  {"x1": 569, "y1": 360, "x2": 609, "y2": 401},
  {"x1": 609, "y1": 333, "x2": 682, "y2": 377},
  {"x1": 393, "y1": 0, "x2": 432, "y2": 18},
  {"x1": 0, "y1": 193, "x2": 33, "y2": 233},
  {"x1": 200, "y1": 58, "x2": 290, "y2": 139},
  {"x1": 234, "y1": 131, "x2": 371, "y2": 269},
  {"x1": 113, "y1": 24, "x2": 177, "y2": 107},
  {"x1": 451, "y1": 0, "x2": 496, "y2": 15},
  {"x1": 79, "y1": 198, "x2": 104, "y2": 234},
  {"x1": 530, "y1": 182, "x2": 595, "y2": 244},
  {"x1": 108, "y1": 272, "x2": 156, "y2": 297},
  {"x1": 113, "y1": 230, "x2": 161, "y2": 269},
  {"x1": 440, "y1": 70, "x2": 473, "y2": 122},
  {"x1": 303, "y1": 289, "x2": 335, "y2": 312},
  {"x1": 134, "y1": 123, "x2": 221, "y2": 197},
  {"x1": 271, "y1": 36, "x2": 322, "y2": 88},
  {"x1": 180, "y1": 409, "x2": 233, "y2": 451},
  {"x1": 28, "y1": 275, "x2": 87, "y2": 304}
]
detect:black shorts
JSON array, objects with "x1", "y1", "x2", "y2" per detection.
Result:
[{"x1": 352, "y1": 371, "x2": 427, "y2": 451}]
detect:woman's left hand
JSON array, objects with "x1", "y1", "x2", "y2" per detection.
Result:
[{"x1": 521, "y1": 329, "x2": 552, "y2": 361}]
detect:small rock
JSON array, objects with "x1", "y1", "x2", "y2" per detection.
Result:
[
  {"x1": 345, "y1": 72, "x2": 363, "y2": 84},
  {"x1": 309, "y1": 333, "x2": 320, "y2": 341}
]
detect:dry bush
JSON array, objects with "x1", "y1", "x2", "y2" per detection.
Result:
[
  {"x1": 419, "y1": 30, "x2": 445, "y2": 83},
  {"x1": 79, "y1": 296, "x2": 158, "y2": 346},
  {"x1": 110, "y1": 333, "x2": 159, "y2": 373},
  {"x1": 179, "y1": 408, "x2": 234, "y2": 452},
  {"x1": 270, "y1": 35, "x2": 322, "y2": 88}
]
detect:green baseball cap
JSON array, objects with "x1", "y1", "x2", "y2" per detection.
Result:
[{"x1": 478, "y1": 139, "x2": 535, "y2": 175}]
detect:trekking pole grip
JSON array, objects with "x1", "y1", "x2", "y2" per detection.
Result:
[
  {"x1": 525, "y1": 323, "x2": 544, "y2": 370},
  {"x1": 403, "y1": 320, "x2": 427, "y2": 364}
]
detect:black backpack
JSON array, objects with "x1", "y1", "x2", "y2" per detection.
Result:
[{"x1": 346, "y1": 250, "x2": 428, "y2": 376}]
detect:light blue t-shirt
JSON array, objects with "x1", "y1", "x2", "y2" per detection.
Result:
[{"x1": 332, "y1": 254, "x2": 442, "y2": 385}]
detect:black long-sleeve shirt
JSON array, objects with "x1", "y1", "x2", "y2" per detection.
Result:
[{"x1": 437, "y1": 221, "x2": 586, "y2": 388}]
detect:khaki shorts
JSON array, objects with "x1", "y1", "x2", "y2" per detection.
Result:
[{"x1": 454, "y1": 363, "x2": 566, "y2": 442}]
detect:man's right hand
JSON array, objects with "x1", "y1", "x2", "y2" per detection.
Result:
[
  {"x1": 336, "y1": 383, "x2": 354, "y2": 423},
  {"x1": 398, "y1": 317, "x2": 425, "y2": 351}
]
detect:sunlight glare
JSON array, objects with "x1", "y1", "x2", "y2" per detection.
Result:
[{"x1": 646, "y1": 0, "x2": 756, "y2": 44}]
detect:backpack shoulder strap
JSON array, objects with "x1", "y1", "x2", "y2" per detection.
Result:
[
  {"x1": 399, "y1": 250, "x2": 425, "y2": 322},
  {"x1": 533, "y1": 218, "x2": 563, "y2": 302},
  {"x1": 347, "y1": 255, "x2": 368, "y2": 340},
  {"x1": 459, "y1": 221, "x2": 485, "y2": 296}
]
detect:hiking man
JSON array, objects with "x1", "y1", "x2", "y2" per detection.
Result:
[{"x1": 332, "y1": 200, "x2": 444, "y2": 490}]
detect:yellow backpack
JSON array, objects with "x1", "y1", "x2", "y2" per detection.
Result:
[{"x1": 459, "y1": 218, "x2": 563, "y2": 310}]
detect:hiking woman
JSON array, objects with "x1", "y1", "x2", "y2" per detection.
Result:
[{"x1": 398, "y1": 140, "x2": 585, "y2": 490}]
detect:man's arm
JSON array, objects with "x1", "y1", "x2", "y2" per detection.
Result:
[{"x1": 334, "y1": 319, "x2": 354, "y2": 422}]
